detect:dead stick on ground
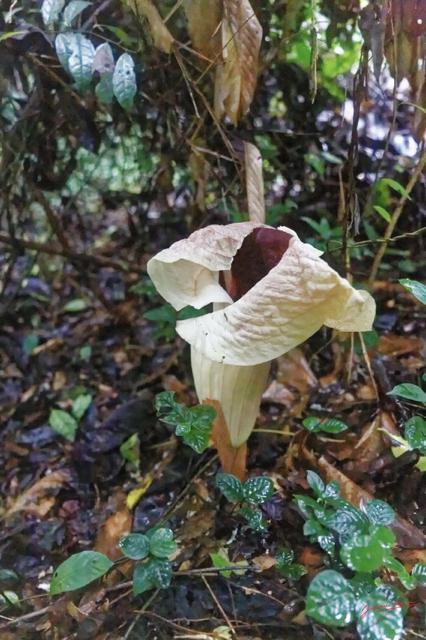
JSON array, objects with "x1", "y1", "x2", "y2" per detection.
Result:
[{"x1": 368, "y1": 146, "x2": 426, "y2": 286}]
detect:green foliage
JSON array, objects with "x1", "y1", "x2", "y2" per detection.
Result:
[
  {"x1": 120, "y1": 433, "x2": 140, "y2": 467},
  {"x1": 48, "y1": 393, "x2": 92, "y2": 441},
  {"x1": 298, "y1": 471, "x2": 421, "y2": 640},
  {"x1": 404, "y1": 416, "x2": 426, "y2": 454},
  {"x1": 50, "y1": 551, "x2": 113, "y2": 594},
  {"x1": 113, "y1": 54, "x2": 137, "y2": 111},
  {"x1": 302, "y1": 416, "x2": 348, "y2": 434},
  {"x1": 399, "y1": 279, "x2": 426, "y2": 305},
  {"x1": 216, "y1": 473, "x2": 274, "y2": 532},
  {"x1": 118, "y1": 533, "x2": 150, "y2": 560},
  {"x1": 275, "y1": 548, "x2": 306, "y2": 581},
  {"x1": 155, "y1": 391, "x2": 216, "y2": 453},
  {"x1": 387, "y1": 383, "x2": 426, "y2": 404}
]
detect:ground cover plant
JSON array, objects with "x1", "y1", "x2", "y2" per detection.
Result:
[{"x1": 0, "y1": 0, "x2": 425, "y2": 638}]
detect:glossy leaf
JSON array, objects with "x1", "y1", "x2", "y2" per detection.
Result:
[
  {"x1": 49, "y1": 409, "x2": 78, "y2": 441},
  {"x1": 405, "y1": 416, "x2": 426, "y2": 453},
  {"x1": 306, "y1": 570, "x2": 355, "y2": 627},
  {"x1": 306, "y1": 470, "x2": 325, "y2": 497},
  {"x1": 113, "y1": 53, "x2": 136, "y2": 110},
  {"x1": 303, "y1": 417, "x2": 348, "y2": 434},
  {"x1": 388, "y1": 383, "x2": 426, "y2": 404},
  {"x1": 62, "y1": 0, "x2": 91, "y2": 27},
  {"x1": 239, "y1": 507, "x2": 268, "y2": 532},
  {"x1": 412, "y1": 562, "x2": 426, "y2": 585},
  {"x1": 41, "y1": 0, "x2": 65, "y2": 27},
  {"x1": 67, "y1": 34, "x2": 95, "y2": 91},
  {"x1": 399, "y1": 279, "x2": 426, "y2": 305},
  {"x1": 118, "y1": 534, "x2": 150, "y2": 560},
  {"x1": 148, "y1": 528, "x2": 177, "y2": 559},
  {"x1": 133, "y1": 558, "x2": 172, "y2": 595},
  {"x1": 71, "y1": 394, "x2": 92, "y2": 420},
  {"x1": 50, "y1": 551, "x2": 113, "y2": 594},
  {"x1": 363, "y1": 499, "x2": 395, "y2": 526},
  {"x1": 356, "y1": 591, "x2": 404, "y2": 640},
  {"x1": 216, "y1": 473, "x2": 244, "y2": 503},
  {"x1": 243, "y1": 476, "x2": 274, "y2": 504}
]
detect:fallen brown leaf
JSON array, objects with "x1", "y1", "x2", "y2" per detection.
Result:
[{"x1": 5, "y1": 469, "x2": 72, "y2": 518}]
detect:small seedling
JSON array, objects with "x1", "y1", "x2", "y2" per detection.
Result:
[
  {"x1": 216, "y1": 473, "x2": 274, "y2": 532},
  {"x1": 155, "y1": 391, "x2": 216, "y2": 453}
]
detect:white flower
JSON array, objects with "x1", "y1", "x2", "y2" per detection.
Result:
[{"x1": 147, "y1": 222, "x2": 375, "y2": 447}]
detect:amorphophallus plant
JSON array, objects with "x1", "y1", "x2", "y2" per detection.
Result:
[{"x1": 147, "y1": 222, "x2": 375, "y2": 474}]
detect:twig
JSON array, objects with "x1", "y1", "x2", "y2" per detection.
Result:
[
  {"x1": 368, "y1": 146, "x2": 426, "y2": 286},
  {"x1": 0, "y1": 233, "x2": 138, "y2": 273},
  {"x1": 0, "y1": 605, "x2": 51, "y2": 630},
  {"x1": 123, "y1": 588, "x2": 159, "y2": 639},
  {"x1": 201, "y1": 575, "x2": 236, "y2": 636}
]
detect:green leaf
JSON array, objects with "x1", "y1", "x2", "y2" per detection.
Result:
[
  {"x1": 323, "y1": 481, "x2": 341, "y2": 501},
  {"x1": 41, "y1": 0, "x2": 65, "y2": 27},
  {"x1": 96, "y1": 74, "x2": 114, "y2": 104},
  {"x1": 380, "y1": 178, "x2": 411, "y2": 200},
  {"x1": 62, "y1": 0, "x2": 91, "y2": 27},
  {"x1": 119, "y1": 534, "x2": 150, "y2": 560},
  {"x1": 388, "y1": 383, "x2": 426, "y2": 404},
  {"x1": 63, "y1": 298, "x2": 88, "y2": 313},
  {"x1": 148, "y1": 528, "x2": 177, "y2": 559},
  {"x1": 49, "y1": 409, "x2": 78, "y2": 441},
  {"x1": 412, "y1": 563, "x2": 426, "y2": 585},
  {"x1": 326, "y1": 503, "x2": 369, "y2": 538},
  {"x1": 239, "y1": 507, "x2": 268, "y2": 532},
  {"x1": 276, "y1": 548, "x2": 294, "y2": 567},
  {"x1": 113, "y1": 53, "x2": 136, "y2": 111},
  {"x1": 55, "y1": 33, "x2": 76, "y2": 72},
  {"x1": 71, "y1": 394, "x2": 92, "y2": 420},
  {"x1": 383, "y1": 556, "x2": 416, "y2": 590},
  {"x1": 340, "y1": 527, "x2": 395, "y2": 572},
  {"x1": 120, "y1": 433, "x2": 140, "y2": 466},
  {"x1": 363, "y1": 499, "x2": 395, "y2": 526},
  {"x1": 50, "y1": 551, "x2": 113, "y2": 594},
  {"x1": 373, "y1": 205, "x2": 391, "y2": 223},
  {"x1": 23, "y1": 334, "x2": 39, "y2": 355},
  {"x1": 155, "y1": 392, "x2": 215, "y2": 453},
  {"x1": 404, "y1": 416, "x2": 426, "y2": 453},
  {"x1": 318, "y1": 534, "x2": 336, "y2": 556},
  {"x1": 306, "y1": 570, "x2": 356, "y2": 627},
  {"x1": 243, "y1": 476, "x2": 274, "y2": 504},
  {"x1": 356, "y1": 591, "x2": 404, "y2": 640},
  {"x1": 303, "y1": 417, "x2": 348, "y2": 434},
  {"x1": 306, "y1": 470, "x2": 325, "y2": 497},
  {"x1": 399, "y1": 278, "x2": 426, "y2": 305},
  {"x1": 216, "y1": 473, "x2": 244, "y2": 503},
  {"x1": 67, "y1": 34, "x2": 95, "y2": 91},
  {"x1": 133, "y1": 558, "x2": 172, "y2": 595}
]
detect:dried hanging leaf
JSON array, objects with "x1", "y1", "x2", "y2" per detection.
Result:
[
  {"x1": 359, "y1": 3, "x2": 386, "y2": 81},
  {"x1": 244, "y1": 142, "x2": 265, "y2": 223},
  {"x1": 214, "y1": 0, "x2": 262, "y2": 124},
  {"x1": 125, "y1": 0, "x2": 174, "y2": 53},
  {"x1": 183, "y1": 0, "x2": 222, "y2": 60}
]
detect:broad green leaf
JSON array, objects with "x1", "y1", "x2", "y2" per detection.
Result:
[
  {"x1": 363, "y1": 499, "x2": 395, "y2": 526},
  {"x1": 149, "y1": 528, "x2": 177, "y2": 559},
  {"x1": 63, "y1": 298, "x2": 88, "y2": 313},
  {"x1": 399, "y1": 278, "x2": 426, "y2": 305},
  {"x1": 306, "y1": 570, "x2": 356, "y2": 627},
  {"x1": 41, "y1": 0, "x2": 65, "y2": 27},
  {"x1": 71, "y1": 394, "x2": 92, "y2": 420},
  {"x1": 412, "y1": 563, "x2": 426, "y2": 585},
  {"x1": 243, "y1": 476, "x2": 274, "y2": 505},
  {"x1": 306, "y1": 470, "x2": 325, "y2": 497},
  {"x1": 118, "y1": 533, "x2": 150, "y2": 560},
  {"x1": 113, "y1": 53, "x2": 136, "y2": 110},
  {"x1": 55, "y1": 33, "x2": 77, "y2": 72},
  {"x1": 276, "y1": 548, "x2": 294, "y2": 567},
  {"x1": 341, "y1": 527, "x2": 395, "y2": 572},
  {"x1": 325, "y1": 503, "x2": 369, "y2": 538},
  {"x1": 323, "y1": 481, "x2": 341, "y2": 501},
  {"x1": 380, "y1": 178, "x2": 411, "y2": 200},
  {"x1": 133, "y1": 558, "x2": 172, "y2": 595},
  {"x1": 303, "y1": 417, "x2": 348, "y2": 434},
  {"x1": 239, "y1": 507, "x2": 268, "y2": 532},
  {"x1": 50, "y1": 551, "x2": 113, "y2": 594},
  {"x1": 49, "y1": 409, "x2": 78, "y2": 441},
  {"x1": 67, "y1": 35, "x2": 95, "y2": 91},
  {"x1": 318, "y1": 534, "x2": 336, "y2": 556},
  {"x1": 356, "y1": 592, "x2": 404, "y2": 640},
  {"x1": 405, "y1": 416, "x2": 426, "y2": 454},
  {"x1": 216, "y1": 473, "x2": 244, "y2": 503},
  {"x1": 120, "y1": 433, "x2": 140, "y2": 466},
  {"x1": 388, "y1": 383, "x2": 426, "y2": 404},
  {"x1": 62, "y1": 0, "x2": 91, "y2": 28},
  {"x1": 373, "y1": 205, "x2": 391, "y2": 223},
  {"x1": 294, "y1": 494, "x2": 321, "y2": 518},
  {"x1": 383, "y1": 556, "x2": 416, "y2": 590}
]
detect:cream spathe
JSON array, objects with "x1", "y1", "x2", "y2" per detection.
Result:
[{"x1": 147, "y1": 222, "x2": 376, "y2": 446}]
